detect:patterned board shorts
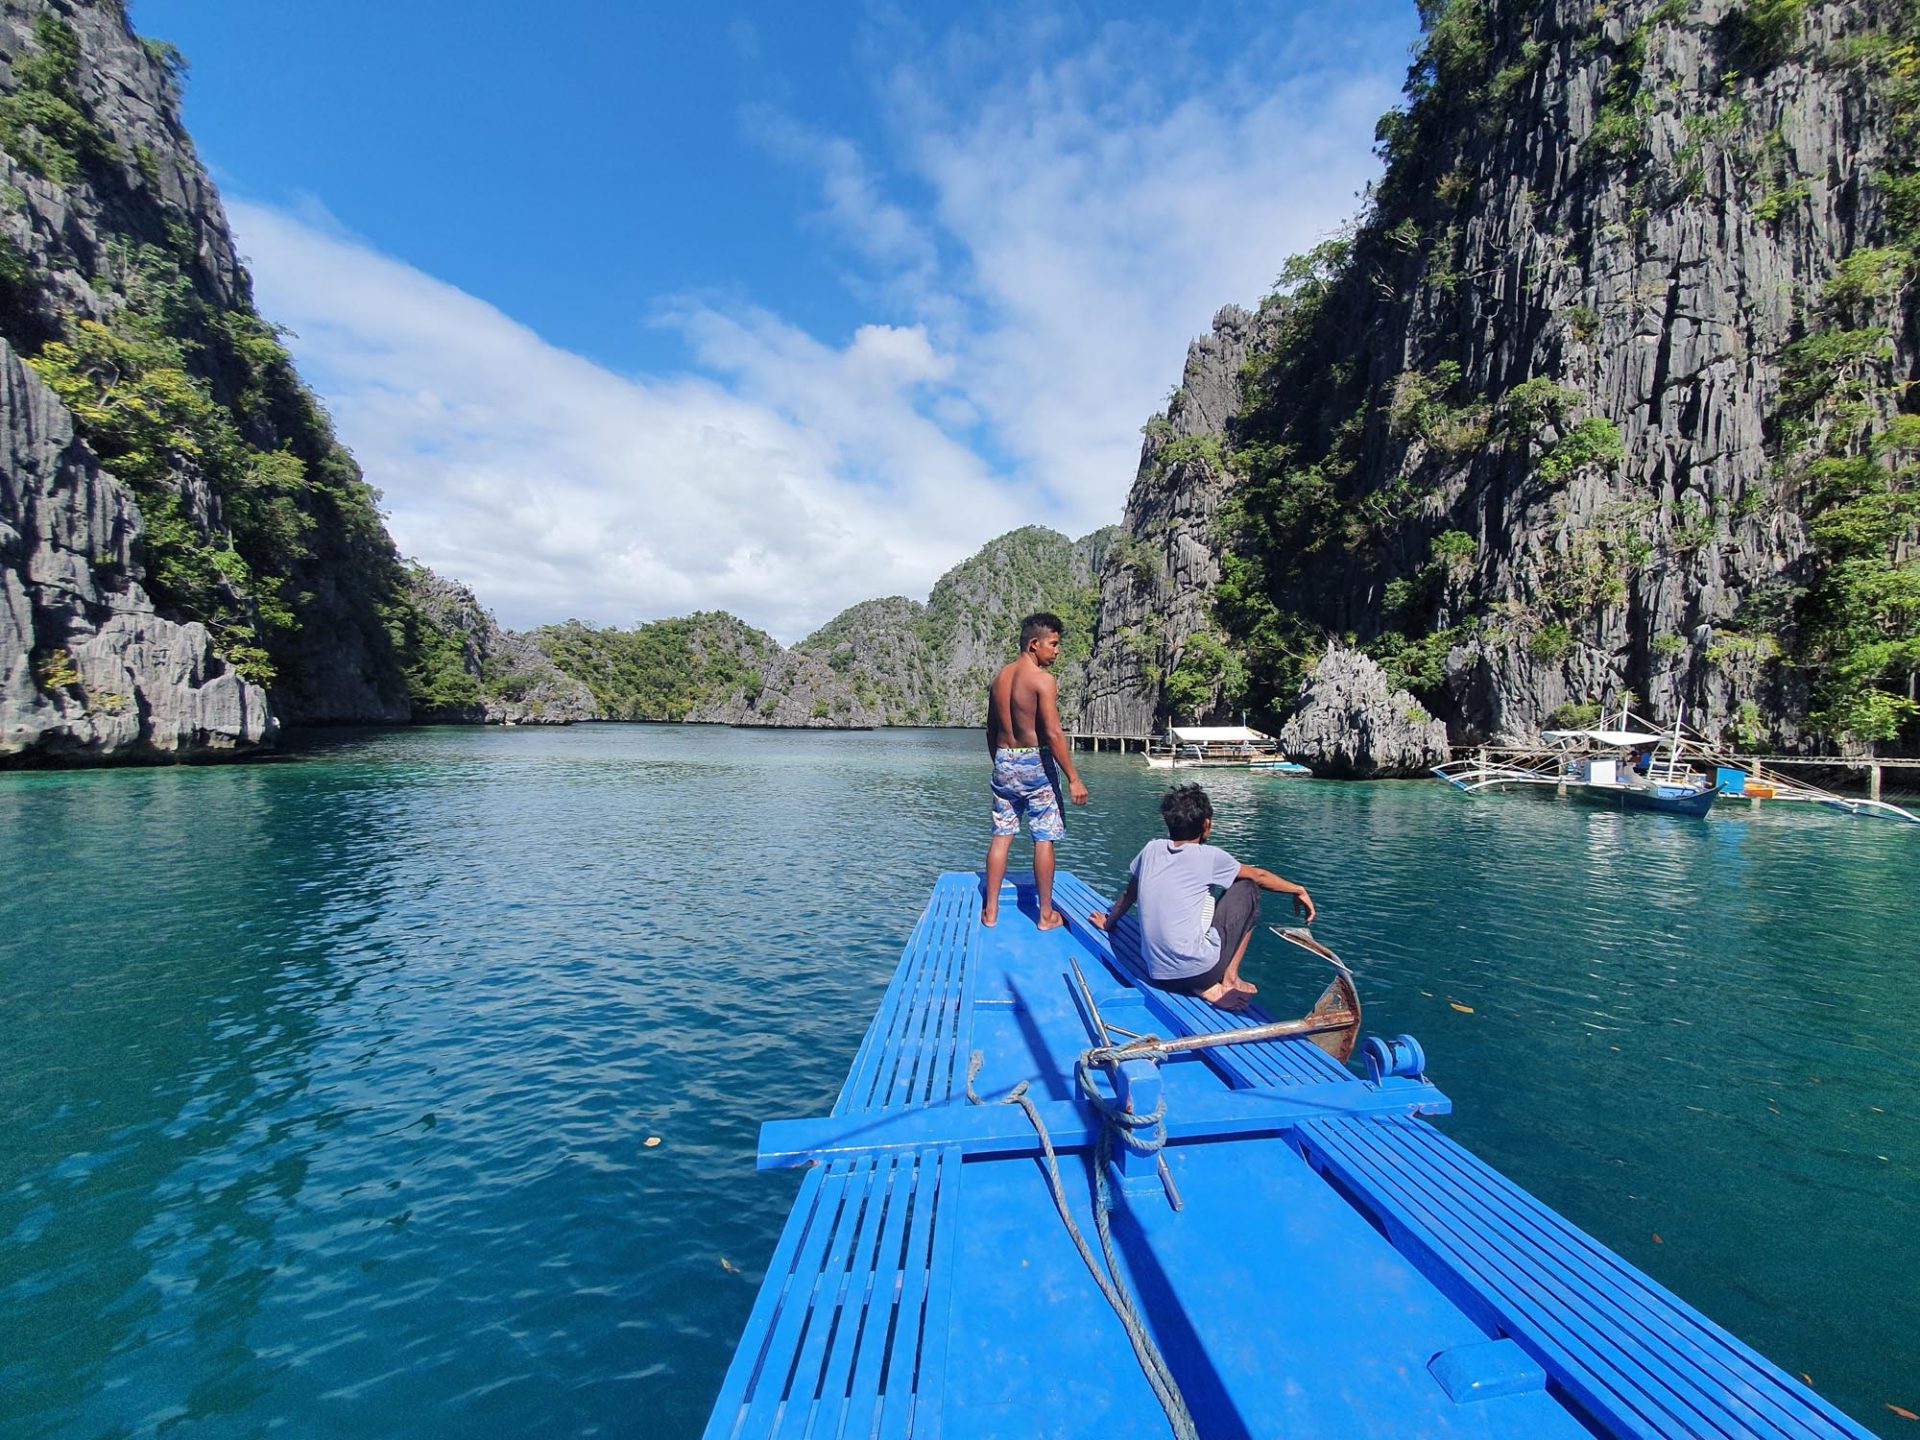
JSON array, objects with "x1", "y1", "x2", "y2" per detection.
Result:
[{"x1": 990, "y1": 747, "x2": 1065, "y2": 842}]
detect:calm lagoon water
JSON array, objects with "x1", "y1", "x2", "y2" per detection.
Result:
[{"x1": 2, "y1": 724, "x2": 1914, "y2": 1437}]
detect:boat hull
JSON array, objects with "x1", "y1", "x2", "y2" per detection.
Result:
[{"x1": 1567, "y1": 780, "x2": 1716, "y2": 817}]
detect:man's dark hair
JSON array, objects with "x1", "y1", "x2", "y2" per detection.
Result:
[
  {"x1": 1021, "y1": 611, "x2": 1065, "y2": 646},
  {"x1": 1160, "y1": 783, "x2": 1213, "y2": 840}
]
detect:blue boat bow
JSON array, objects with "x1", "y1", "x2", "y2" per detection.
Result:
[{"x1": 703, "y1": 870, "x2": 1872, "y2": 1439}]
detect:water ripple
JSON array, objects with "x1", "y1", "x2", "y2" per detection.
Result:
[{"x1": 1, "y1": 727, "x2": 1913, "y2": 1437}]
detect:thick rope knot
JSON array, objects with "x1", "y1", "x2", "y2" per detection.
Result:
[
  {"x1": 964, "y1": 1047, "x2": 1197, "y2": 1440},
  {"x1": 1074, "y1": 1052, "x2": 1168, "y2": 1157}
]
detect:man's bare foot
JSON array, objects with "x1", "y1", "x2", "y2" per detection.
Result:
[
  {"x1": 1036, "y1": 909, "x2": 1065, "y2": 931},
  {"x1": 981, "y1": 905, "x2": 998, "y2": 928},
  {"x1": 1200, "y1": 983, "x2": 1250, "y2": 1011}
]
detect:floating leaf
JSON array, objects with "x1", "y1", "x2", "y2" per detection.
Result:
[
  {"x1": 644, "y1": 1136, "x2": 662, "y2": 1148},
  {"x1": 1450, "y1": 1001, "x2": 1475, "y2": 1014},
  {"x1": 1801, "y1": 1374, "x2": 1813, "y2": 1385},
  {"x1": 1887, "y1": 1404, "x2": 1918, "y2": 1421},
  {"x1": 1651, "y1": 1233, "x2": 1663, "y2": 1244},
  {"x1": 720, "y1": 1256, "x2": 742, "y2": 1274}
]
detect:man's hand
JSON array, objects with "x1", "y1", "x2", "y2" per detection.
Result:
[
  {"x1": 1070, "y1": 777, "x2": 1090, "y2": 806},
  {"x1": 1088, "y1": 910, "x2": 1109, "y2": 930},
  {"x1": 1293, "y1": 890, "x2": 1317, "y2": 924}
]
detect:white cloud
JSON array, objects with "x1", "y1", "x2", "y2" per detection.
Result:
[
  {"x1": 224, "y1": 7, "x2": 1410, "y2": 641},
  {"x1": 230, "y1": 202, "x2": 1015, "y2": 639}
]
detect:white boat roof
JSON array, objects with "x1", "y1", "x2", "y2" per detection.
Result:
[
  {"x1": 1541, "y1": 728, "x2": 1665, "y2": 746},
  {"x1": 1170, "y1": 725, "x2": 1274, "y2": 743}
]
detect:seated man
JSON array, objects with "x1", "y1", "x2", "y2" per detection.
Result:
[{"x1": 1088, "y1": 782, "x2": 1316, "y2": 1010}]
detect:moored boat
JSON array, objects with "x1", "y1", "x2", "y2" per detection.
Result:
[
  {"x1": 1143, "y1": 724, "x2": 1294, "y2": 770},
  {"x1": 702, "y1": 870, "x2": 1872, "y2": 1439},
  {"x1": 1435, "y1": 705, "x2": 1717, "y2": 818}
]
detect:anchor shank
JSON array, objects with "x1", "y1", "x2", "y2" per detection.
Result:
[{"x1": 1131, "y1": 1010, "x2": 1359, "y2": 1057}]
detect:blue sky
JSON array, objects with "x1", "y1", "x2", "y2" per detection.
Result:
[{"x1": 133, "y1": 0, "x2": 1421, "y2": 640}]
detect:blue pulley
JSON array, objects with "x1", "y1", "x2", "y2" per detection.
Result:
[{"x1": 1363, "y1": 1033, "x2": 1426, "y2": 1084}]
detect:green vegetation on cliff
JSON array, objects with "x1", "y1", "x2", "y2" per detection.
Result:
[
  {"x1": 800, "y1": 525, "x2": 1113, "y2": 724},
  {"x1": 538, "y1": 613, "x2": 775, "y2": 721}
]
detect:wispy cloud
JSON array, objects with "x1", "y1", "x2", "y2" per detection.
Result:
[{"x1": 228, "y1": 7, "x2": 1409, "y2": 641}]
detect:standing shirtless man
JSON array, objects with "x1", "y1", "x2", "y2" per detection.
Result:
[{"x1": 982, "y1": 611, "x2": 1089, "y2": 929}]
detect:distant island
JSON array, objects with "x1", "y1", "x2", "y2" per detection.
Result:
[{"x1": 405, "y1": 524, "x2": 1114, "y2": 730}]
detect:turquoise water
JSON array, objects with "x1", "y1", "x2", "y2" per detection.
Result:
[{"x1": 1, "y1": 724, "x2": 1914, "y2": 1437}]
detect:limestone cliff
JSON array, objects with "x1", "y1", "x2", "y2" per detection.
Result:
[
  {"x1": 1, "y1": 333, "x2": 271, "y2": 759},
  {"x1": 0, "y1": 0, "x2": 427, "y2": 763},
  {"x1": 1089, "y1": 0, "x2": 1920, "y2": 753},
  {"x1": 1277, "y1": 645, "x2": 1452, "y2": 777},
  {"x1": 1078, "y1": 308, "x2": 1259, "y2": 736}
]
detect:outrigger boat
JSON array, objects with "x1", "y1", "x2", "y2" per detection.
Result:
[
  {"x1": 1434, "y1": 704, "x2": 1920, "y2": 824},
  {"x1": 703, "y1": 870, "x2": 1872, "y2": 1439},
  {"x1": 1144, "y1": 725, "x2": 1301, "y2": 771},
  {"x1": 1435, "y1": 705, "x2": 1716, "y2": 818}
]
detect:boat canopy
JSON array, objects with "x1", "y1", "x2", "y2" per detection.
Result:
[
  {"x1": 1169, "y1": 725, "x2": 1274, "y2": 743},
  {"x1": 1540, "y1": 728, "x2": 1665, "y2": 746}
]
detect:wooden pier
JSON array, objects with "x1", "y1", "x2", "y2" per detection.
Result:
[{"x1": 1071, "y1": 731, "x2": 1150, "y2": 753}]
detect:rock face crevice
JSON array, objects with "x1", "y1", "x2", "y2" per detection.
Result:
[{"x1": 1, "y1": 336, "x2": 271, "y2": 760}]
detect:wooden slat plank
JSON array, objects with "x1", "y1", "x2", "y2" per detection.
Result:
[
  {"x1": 739, "y1": 1163, "x2": 862, "y2": 1438},
  {"x1": 941, "y1": 891, "x2": 983, "y2": 1103},
  {"x1": 838, "y1": 877, "x2": 974, "y2": 1115},
  {"x1": 837, "y1": 919, "x2": 936, "y2": 1115},
  {"x1": 835, "y1": 1154, "x2": 920, "y2": 1440},
  {"x1": 1302, "y1": 1121, "x2": 1710, "y2": 1439},
  {"x1": 1361, "y1": 1118, "x2": 1860, "y2": 1440},
  {"x1": 703, "y1": 1165, "x2": 837, "y2": 1440},
  {"x1": 774, "y1": 1161, "x2": 881, "y2": 1439},
  {"x1": 875, "y1": 1146, "x2": 950, "y2": 1438},
  {"x1": 901, "y1": 899, "x2": 964, "y2": 1107},
  {"x1": 891, "y1": 924, "x2": 954, "y2": 1110},
  {"x1": 904, "y1": 1145, "x2": 963, "y2": 1436},
  {"x1": 1299, "y1": 1118, "x2": 1871, "y2": 1440},
  {"x1": 876, "y1": 879, "x2": 968, "y2": 1112},
  {"x1": 1327, "y1": 1118, "x2": 1753, "y2": 1440},
  {"x1": 804, "y1": 1155, "x2": 910, "y2": 1440}
]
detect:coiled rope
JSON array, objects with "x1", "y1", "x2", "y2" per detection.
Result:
[{"x1": 965, "y1": 1049, "x2": 1198, "y2": 1440}]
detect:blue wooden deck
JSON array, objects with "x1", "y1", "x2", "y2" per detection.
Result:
[{"x1": 703, "y1": 870, "x2": 1873, "y2": 1440}]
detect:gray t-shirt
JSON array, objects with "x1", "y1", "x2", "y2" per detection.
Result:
[{"x1": 1129, "y1": 839, "x2": 1242, "y2": 981}]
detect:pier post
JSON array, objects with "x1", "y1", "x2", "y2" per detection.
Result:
[{"x1": 1870, "y1": 763, "x2": 1883, "y2": 803}]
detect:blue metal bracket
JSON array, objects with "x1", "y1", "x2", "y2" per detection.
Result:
[{"x1": 757, "y1": 1074, "x2": 1450, "y2": 1170}]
